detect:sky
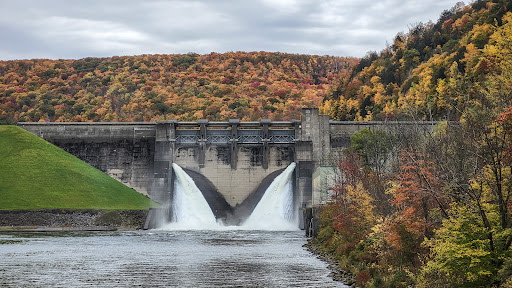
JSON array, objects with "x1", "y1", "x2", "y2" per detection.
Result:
[{"x1": 0, "y1": 0, "x2": 465, "y2": 60}]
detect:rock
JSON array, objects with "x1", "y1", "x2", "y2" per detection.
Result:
[
  {"x1": 304, "y1": 240, "x2": 356, "y2": 287},
  {"x1": 0, "y1": 209, "x2": 148, "y2": 230}
]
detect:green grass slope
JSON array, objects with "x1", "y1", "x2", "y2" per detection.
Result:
[{"x1": 0, "y1": 125, "x2": 154, "y2": 210}]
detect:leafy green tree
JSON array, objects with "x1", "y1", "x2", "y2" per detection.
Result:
[
  {"x1": 350, "y1": 128, "x2": 394, "y2": 176},
  {"x1": 420, "y1": 202, "x2": 509, "y2": 287}
]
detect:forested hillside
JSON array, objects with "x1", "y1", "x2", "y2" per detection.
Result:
[
  {"x1": 322, "y1": 0, "x2": 512, "y2": 122},
  {"x1": 314, "y1": 1, "x2": 512, "y2": 286},
  {"x1": 0, "y1": 52, "x2": 356, "y2": 123}
]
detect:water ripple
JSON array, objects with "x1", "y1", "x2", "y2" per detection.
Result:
[{"x1": 0, "y1": 230, "x2": 347, "y2": 287}]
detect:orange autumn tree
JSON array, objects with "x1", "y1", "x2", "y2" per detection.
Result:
[
  {"x1": 317, "y1": 150, "x2": 377, "y2": 256},
  {"x1": 385, "y1": 148, "x2": 448, "y2": 266}
]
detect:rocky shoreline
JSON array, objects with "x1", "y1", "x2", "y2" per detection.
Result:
[
  {"x1": 0, "y1": 209, "x2": 148, "y2": 231},
  {"x1": 304, "y1": 240, "x2": 356, "y2": 287}
]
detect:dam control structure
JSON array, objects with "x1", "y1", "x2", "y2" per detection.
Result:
[{"x1": 18, "y1": 108, "x2": 436, "y2": 228}]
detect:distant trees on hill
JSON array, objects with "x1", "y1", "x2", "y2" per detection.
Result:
[
  {"x1": 322, "y1": 0, "x2": 512, "y2": 122},
  {"x1": 0, "y1": 52, "x2": 356, "y2": 123}
]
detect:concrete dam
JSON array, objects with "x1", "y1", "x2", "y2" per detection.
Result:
[{"x1": 18, "y1": 108, "x2": 435, "y2": 228}]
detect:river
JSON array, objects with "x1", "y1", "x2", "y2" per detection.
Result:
[{"x1": 0, "y1": 229, "x2": 348, "y2": 287}]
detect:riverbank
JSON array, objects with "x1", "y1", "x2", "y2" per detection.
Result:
[
  {"x1": 303, "y1": 206, "x2": 356, "y2": 286},
  {"x1": 0, "y1": 209, "x2": 148, "y2": 231},
  {"x1": 304, "y1": 240, "x2": 356, "y2": 287}
]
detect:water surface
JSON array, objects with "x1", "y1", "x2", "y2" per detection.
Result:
[{"x1": 0, "y1": 230, "x2": 347, "y2": 287}]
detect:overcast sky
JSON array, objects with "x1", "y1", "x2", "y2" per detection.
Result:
[{"x1": 0, "y1": 0, "x2": 464, "y2": 60}]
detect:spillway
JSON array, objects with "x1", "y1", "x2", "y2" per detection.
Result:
[
  {"x1": 161, "y1": 163, "x2": 221, "y2": 230},
  {"x1": 242, "y1": 163, "x2": 298, "y2": 231},
  {"x1": 160, "y1": 163, "x2": 297, "y2": 231}
]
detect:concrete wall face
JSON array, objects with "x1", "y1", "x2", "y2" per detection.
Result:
[
  {"x1": 18, "y1": 124, "x2": 156, "y2": 197},
  {"x1": 329, "y1": 122, "x2": 437, "y2": 159},
  {"x1": 175, "y1": 145, "x2": 294, "y2": 206},
  {"x1": 52, "y1": 138, "x2": 155, "y2": 196},
  {"x1": 18, "y1": 122, "x2": 297, "y2": 208},
  {"x1": 312, "y1": 166, "x2": 336, "y2": 205}
]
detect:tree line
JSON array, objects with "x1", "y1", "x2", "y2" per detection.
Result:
[
  {"x1": 0, "y1": 52, "x2": 356, "y2": 124},
  {"x1": 321, "y1": 0, "x2": 512, "y2": 123}
]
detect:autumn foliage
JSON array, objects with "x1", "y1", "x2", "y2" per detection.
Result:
[
  {"x1": 322, "y1": 0, "x2": 512, "y2": 122},
  {"x1": 1, "y1": 0, "x2": 512, "y2": 286},
  {"x1": 313, "y1": 4, "x2": 512, "y2": 285},
  {"x1": 316, "y1": 110, "x2": 512, "y2": 286},
  {"x1": 0, "y1": 52, "x2": 356, "y2": 123}
]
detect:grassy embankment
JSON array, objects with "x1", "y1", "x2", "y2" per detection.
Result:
[{"x1": 0, "y1": 125, "x2": 155, "y2": 210}]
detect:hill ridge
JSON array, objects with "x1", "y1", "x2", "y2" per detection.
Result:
[{"x1": 0, "y1": 52, "x2": 356, "y2": 123}]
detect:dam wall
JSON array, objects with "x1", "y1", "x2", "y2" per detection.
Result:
[{"x1": 18, "y1": 108, "x2": 437, "y2": 225}]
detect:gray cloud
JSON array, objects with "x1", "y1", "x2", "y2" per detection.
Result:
[{"x1": 0, "y1": 0, "x2": 463, "y2": 60}]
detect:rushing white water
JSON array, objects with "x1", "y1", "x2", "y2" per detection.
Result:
[
  {"x1": 161, "y1": 162, "x2": 298, "y2": 231},
  {"x1": 161, "y1": 164, "x2": 221, "y2": 230},
  {"x1": 242, "y1": 163, "x2": 298, "y2": 231}
]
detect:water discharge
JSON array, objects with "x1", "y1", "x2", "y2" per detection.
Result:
[
  {"x1": 1, "y1": 163, "x2": 347, "y2": 286},
  {"x1": 161, "y1": 163, "x2": 222, "y2": 230},
  {"x1": 162, "y1": 163, "x2": 298, "y2": 231},
  {"x1": 242, "y1": 163, "x2": 297, "y2": 230}
]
